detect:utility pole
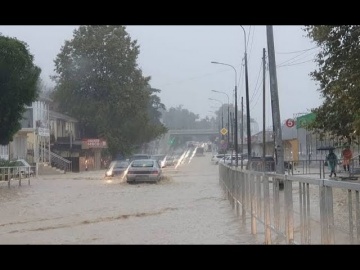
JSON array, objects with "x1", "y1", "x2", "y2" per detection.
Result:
[
  {"x1": 221, "y1": 107, "x2": 224, "y2": 140},
  {"x1": 262, "y1": 48, "x2": 266, "y2": 171},
  {"x1": 244, "y1": 49, "x2": 251, "y2": 159},
  {"x1": 266, "y1": 25, "x2": 284, "y2": 174},
  {"x1": 227, "y1": 104, "x2": 230, "y2": 147},
  {"x1": 241, "y1": 97, "x2": 244, "y2": 169},
  {"x1": 240, "y1": 26, "x2": 252, "y2": 161},
  {"x1": 230, "y1": 111, "x2": 233, "y2": 149}
]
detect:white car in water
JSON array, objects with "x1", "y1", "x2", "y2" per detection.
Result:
[
  {"x1": 14, "y1": 159, "x2": 35, "y2": 177},
  {"x1": 126, "y1": 159, "x2": 162, "y2": 184},
  {"x1": 211, "y1": 154, "x2": 227, "y2": 165},
  {"x1": 150, "y1": 154, "x2": 167, "y2": 168},
  {"x1": 218, "y1": 155, "x2": 248, "y2": 167}
]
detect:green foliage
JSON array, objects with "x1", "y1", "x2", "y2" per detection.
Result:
[
  {"x1": 51, "y1": 26, "x2": 167, "y2": 156},
  {"x1": 161, "y1": 105, "x2": 200, "y2": 129},
  {"x1": 0, "y1": 159, "x2": 17, "y2": 167},
  {"x1": 304, "y1": 25, "x2": 360, "y2": 144},
  {"x1": 161, "y1": 103, "x2": 257, "y2": 137},
  {"x1": 0, "y1": 35, "x2": 41, "y2": 145}
]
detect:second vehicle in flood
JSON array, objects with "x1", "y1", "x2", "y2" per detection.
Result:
[{"x1": 126, "y1": 159, "x2": 162, "y2": 183}]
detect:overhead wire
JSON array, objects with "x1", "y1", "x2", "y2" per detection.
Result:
[
  {"x1": 250, "y1": 63, "x2": 265, "y2": 112},
  {"x1": 249, "y1": 58, "x2": 263, "y2": 104},
  {"x1": 250, "y1": 64, "x2": 269, "y2": 111},
  {"x1": 275, "y1": 27, "x2": 360, "y2": 67},
  {"x1": 276, "y1": 46, "x2": 318, "y2": 54},
  {"x1": 277, "y1": 49, "x2": 318, "y2": 66},
  {"x1": 247, "y1": 26, "x2": 256, "y2": 65}
]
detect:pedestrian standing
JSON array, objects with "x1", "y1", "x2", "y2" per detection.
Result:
[
  {"x1": 326, "y1": 149, "x2": 338, "y2": 177},
  {"x1": 342, "y1": 146, "x2": 352, "y2": 172}
]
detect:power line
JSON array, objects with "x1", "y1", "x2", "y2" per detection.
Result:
[
  {"x1": 277, "y1": 48, "x2": 317, "y2": 66},
  {"x1": 247, "y1": 26, "x2": 256, "y2": 64},
  {"x1": 277, "y1": 40, "x2": 360, "y2": 68},
  {"x1": 277, "y1": 58, "x2": 316, "y2": 68},
  {"x1": 250, "y1": 58, "x2": 263, "y2": 104},
  {"x1": 250, "y1": 70, "x2": 268, "y2": 113},
  {"x1": 246, "y1": 26, "x2": 251, "y2": 51},
  {"x1": 276, "y1": 46, "x2": 319, "y2": 54}
]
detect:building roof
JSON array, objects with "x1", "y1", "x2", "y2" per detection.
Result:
[{"x1": 49, "y1": 110, "x2": 78, "y2": 122}]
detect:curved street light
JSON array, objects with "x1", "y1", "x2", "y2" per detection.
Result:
[{"x1": 211, "y1": 61, "x2": 239, "y2": 166}]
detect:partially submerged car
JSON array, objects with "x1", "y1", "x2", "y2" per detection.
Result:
[
  {"x1": 150, "y1": 154, "x2": 167, "y2": 168},
  {"x1": 105, "y1": 160, "x2": 130, "y2": 177},
  {"x1": 14, "y1": 159, "x2": 35, "y2": 177},
  {"x1": 126, "y1": 159, "x2": 162, "y2": 184}
]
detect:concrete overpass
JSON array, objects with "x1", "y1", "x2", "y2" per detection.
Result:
[
  {"x1": 168, "y1": 129, "x2": 219, "y2": 136},
  {"x1": 158, "y1": 129, "x2": 220, "y2": 153}
]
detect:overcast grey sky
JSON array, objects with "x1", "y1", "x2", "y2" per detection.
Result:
[{"x1": 0, "y1": 25, "x2": 322, "y2": 131}]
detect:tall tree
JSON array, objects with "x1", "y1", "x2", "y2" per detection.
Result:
[
  {"x1": 0, "y1": 35, "x2": 41, "y2": 145},
  {"x1": 52, "y1": 25, "x2": 166, "y2": 156},
  {"x1": 161, "y1": 105, "x2": 200, "y2": 129},
  {"x1": 304, "y1": 25, "x2": 360, "y2": 144}
]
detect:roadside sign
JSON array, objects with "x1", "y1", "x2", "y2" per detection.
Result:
[
  {"x1": 296, "y1": 112, "x2": 316, "y2": 129},
  {"x1": 220, "y1": 128, "x2": 228, "y2": 135},
  {"x1": 285, "y1": 118, "x2": 295, "y2": 128}
]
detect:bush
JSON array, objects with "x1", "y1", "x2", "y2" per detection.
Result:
[{"x1": 0, "y1": 159, "x2": 17, "y2": 167}]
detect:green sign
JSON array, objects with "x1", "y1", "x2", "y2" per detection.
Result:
[
  {"x1": 168, "y1": 137, "x2": 176, "y2": 145},
  {"x1": 296, "y1": 112, "x2": 316, "y2": 129}
]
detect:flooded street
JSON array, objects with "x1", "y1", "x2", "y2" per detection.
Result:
[{"x1": 0, "y1": 152, "x2": 259, "y2": 244}]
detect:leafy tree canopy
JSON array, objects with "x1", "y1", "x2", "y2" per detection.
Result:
[
  {"x1": 304, "y1": 25, "x2": 360, "y2": 144},
  {"x1": 0, "y1": 35, "x2": 41, "y2": 145},
  {"x1": 161, "y1": 105, "x2": 202, "y2": 130},
  {"x1": 51, "y1": 25, "x2": 167, "y2": 156}
]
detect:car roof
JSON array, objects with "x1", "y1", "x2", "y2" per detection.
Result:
[
  {"x1": 131, "y1": 159, "x2": 155, "y2": 162},
  {"x1": 130, "y1": 159, "x2": 157, "y2": 166},
  {"x1": 151, "y1": 154, "x2": 166, "y2": 158}
]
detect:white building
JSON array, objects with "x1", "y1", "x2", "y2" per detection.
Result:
[{"x1": 5, "y1": 95, "x2": 51, "y2": 164}]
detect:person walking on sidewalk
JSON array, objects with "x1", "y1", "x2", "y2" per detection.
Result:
[
  {"x1": 326, "y1": 149, "x2": 338, "y2": 177},
  {"x1": 342, "y1": 146, "x2": 352, "y2": 172}
]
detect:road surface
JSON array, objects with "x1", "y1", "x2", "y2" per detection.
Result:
[{"x1": 0, "y1": 150, "x2": 259, "y2": 244}]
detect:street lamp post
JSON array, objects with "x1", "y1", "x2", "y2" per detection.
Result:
[
  {"x1": 211, "y1": 90, "x2": 230, "y2": 148},
  {"x1": 240, "y1": 25, "x2": 252, "y2": 159},
  {"x1": 211, "y1": 61, "x2": 238, "y2": 166}
]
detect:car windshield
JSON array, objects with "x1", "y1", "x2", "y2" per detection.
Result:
[
  {"x1": 115, "y1": 161, "x2": 129, "y2": 168},
  {"x1": 131, "y1": 160, "x2": 154, "y2": 167},
  {"x1": 151, "y1": 155, "x2": 166, "y2": 161}
]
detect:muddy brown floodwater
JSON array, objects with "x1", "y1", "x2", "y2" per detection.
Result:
[{"x1": 0, "y1": 151, "x2": 259, "y2": 244}]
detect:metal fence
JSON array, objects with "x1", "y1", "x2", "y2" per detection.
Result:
[
  {"x1": 219, "y1": 163, "x2": 360, "y2": 244},
  {"x1": 250, "y1": 158, "x2": 359, "y2": 179},
  {"x1": 0, "y1": 166, "x2": 34, "y2": 188}
]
